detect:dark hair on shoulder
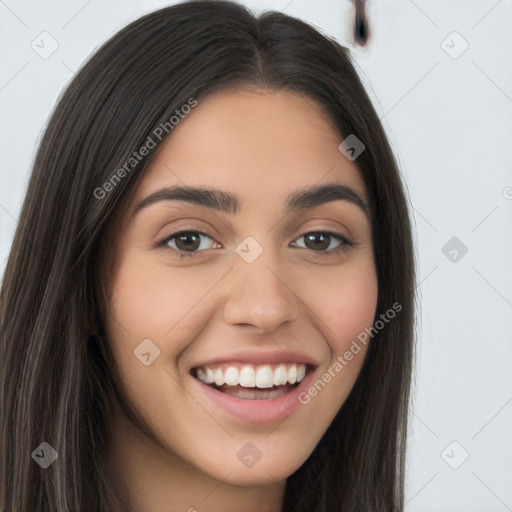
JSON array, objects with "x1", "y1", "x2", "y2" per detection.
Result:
[{"x1": 0, "y1": 1, "x2": 416, "y2": 510}]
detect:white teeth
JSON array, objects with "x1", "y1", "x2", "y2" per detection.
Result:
[
  {"x1": 273, "y1": 364, "x2": 288, "y2": 386},
  {"x1": 287, "y1": 365, "x2": 297, "y2": 384},
  {"x1": 255, "y1": 365, "x2": 274, "y2": 388},
  {"x1": 224, "y1": 366, "x2": 239, "y2": 386},
  {"x1": 195, "y1": 362, "x2": 308, "y2": 389},
  {"x1": 239, "y1": 365, "x2": 256, "y2": 387},
  {"x1": 213, "y1": 368, "x2": 225, "y2": 386}
]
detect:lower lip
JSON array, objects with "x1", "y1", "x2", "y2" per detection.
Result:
[{"x1": 193, "y1": 369, "x2": 315, "y2": 425}]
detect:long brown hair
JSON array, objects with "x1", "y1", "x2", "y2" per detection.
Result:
[{"x1": 0, "y1": 1, "x2": 416, "y2": 510}]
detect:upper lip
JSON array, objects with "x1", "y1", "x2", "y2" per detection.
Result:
[{"x1": 191, "y1": 349, "x2": 320, "y2": 369}]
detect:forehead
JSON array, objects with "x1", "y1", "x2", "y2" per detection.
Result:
[{"x1": 132, "y1": 88, "x2": 368, "y2": 209}]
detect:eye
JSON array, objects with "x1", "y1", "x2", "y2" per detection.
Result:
[
  {"x1": 290, "y1": 231, "x2": 355, "y2": 254},
  {"x1": 159, "y1": 229, "x2": 219, "y2": 258}
]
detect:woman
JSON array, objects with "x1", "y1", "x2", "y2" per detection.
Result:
[{"x1": 0, "y1": 1, "x2": 416, "y2": 510}]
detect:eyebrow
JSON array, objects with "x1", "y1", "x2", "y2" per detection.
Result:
[{"x1": 131, "y1": 182, "x2": 371, "y2": 220}]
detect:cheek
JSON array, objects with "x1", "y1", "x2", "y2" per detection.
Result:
[
  {"x1": 332, "y1": 268, "x2": 378, "y2": 352},
  {"x1": 105, "y1": 249, "x2": 224, "y2": 365},
  {"x1": 297, "y1": 258, "x2": 378, "y2": 400},
  {"x1": 305, "y1": 259, "x2": 378, "y2": 351},
  {"x1": 273, "y1": 258, "x2": 378, "y2": 449}
]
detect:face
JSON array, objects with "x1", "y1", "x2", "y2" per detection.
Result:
[{"x1": 103, "y1": 88, "x2": 378, "y2": 486}]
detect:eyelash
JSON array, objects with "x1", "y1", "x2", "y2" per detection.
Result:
[{"x1": 156, "y1": 228, "x2": 357, "y2": 259}]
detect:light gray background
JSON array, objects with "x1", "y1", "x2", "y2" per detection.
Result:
[{"x1": 1, "y1": 1, "x2": 511, "y2": 510}]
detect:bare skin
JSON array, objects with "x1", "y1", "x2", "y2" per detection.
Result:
[{"x1": 103, "y1": 87, "x2": 378, "y2": 512}]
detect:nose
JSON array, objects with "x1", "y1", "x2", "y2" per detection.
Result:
[{"x1": 222, "y1": 250, "x2": 300, "y2": 332}]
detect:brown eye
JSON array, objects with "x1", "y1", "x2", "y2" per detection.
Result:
[
  {"x1": 290, "y1": 231, "x2": 354, "y2": 253},
  {"x1": 304, "y1": 233, "x2": 331, "y2": 251},
  {"x1": 173, "y1": 232, "x2": 201, "y2": 252},
  {"x1": 162, "y1": 230, "x2": 218, "y2": 255}
]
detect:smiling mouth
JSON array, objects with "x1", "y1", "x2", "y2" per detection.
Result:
[{"x1": 191, "y1": 362, "x2": 310, "y2": 400}]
